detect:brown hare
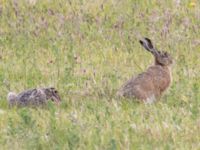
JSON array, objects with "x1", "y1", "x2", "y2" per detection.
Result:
[
  {"x1": 117, "y1": 38, "x2": 173, "y2": 103},
  {"x1": 7, "y1": 87, "x2": 61, "y2": 107}
]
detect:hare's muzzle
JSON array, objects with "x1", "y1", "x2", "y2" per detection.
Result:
[{"x1": 51, "y1": 93, "x2": 61, "y2": 104}]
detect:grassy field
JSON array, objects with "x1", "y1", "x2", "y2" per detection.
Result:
[{"x1": 0, "y1": 0, "x2": 200, "y2": 149}]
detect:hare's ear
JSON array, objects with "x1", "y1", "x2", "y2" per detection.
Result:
[
  {"x1": 139, "y1": 37, "x2": 158, "y2": 55},
  {"x1": 144, "y1": 38, "x2": 154, "y2": 49}
]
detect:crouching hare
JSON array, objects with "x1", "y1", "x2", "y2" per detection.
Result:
[
  {"x1": 7, "y1": 87, "x2": 61, "y2": 107},
  {"x1": 117, "y1": 38, "x2": 173, "y2": 103}
]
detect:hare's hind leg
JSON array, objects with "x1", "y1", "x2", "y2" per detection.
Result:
[{"x1": 144, "y1": 94, "x2": 156, "y2": 104}]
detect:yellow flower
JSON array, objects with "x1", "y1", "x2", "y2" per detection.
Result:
[{"x1": 189, "y1": 1, "x2": 196, "y2": 7}]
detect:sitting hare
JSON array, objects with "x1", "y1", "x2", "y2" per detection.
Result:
[
  {"x1": 7, "y1": 87, "x2": 61, "y2": 107},
  {"x1": 117, "y1": 38, "x2": 173, "y2": 103}
]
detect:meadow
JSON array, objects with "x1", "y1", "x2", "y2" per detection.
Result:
[{"x1": 0, "y1": 0, "x2": 200, "y2": 149}]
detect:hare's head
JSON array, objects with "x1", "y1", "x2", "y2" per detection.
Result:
[
  {"x1": 154, "y1": 51, "x2": 173, "y2": 66},
  {"x1": 43, "y1": 87, "x2": 61, "y2": 103},
  {"x1": 139, "y1": 38, "x2": 173, "y2": 66}
]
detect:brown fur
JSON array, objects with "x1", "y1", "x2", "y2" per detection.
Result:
[
  {"x1": 117, "y1": 38, "x2": 173, "y2": 103},
  {"x1": 7, "y1": 87, "x2": 61, "y2": 107}
]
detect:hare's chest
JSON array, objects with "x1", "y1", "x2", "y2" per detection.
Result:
[
  {"x1": 152, "y1": 68, "x2": 171, "y2": 92},
  {"x1": 160, "y1": 68, "x2": 172, "y2": 92}
]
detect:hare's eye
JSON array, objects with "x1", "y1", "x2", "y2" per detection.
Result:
[{"x1": 53, "y1": 90, "x2": 58, "y2": 94}]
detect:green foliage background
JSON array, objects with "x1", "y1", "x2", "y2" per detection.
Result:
[{"x1": 0, "y1": 0, "x2": 200, "y2": 149}]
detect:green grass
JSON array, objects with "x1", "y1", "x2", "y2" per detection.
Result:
[{"x1": 0, "y1": 0, "x2": 200, "y2": 149}]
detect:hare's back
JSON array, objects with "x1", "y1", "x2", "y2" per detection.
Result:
[
  {"x1": 118, "y1": 72, "x2": 154, "y2": 98},
  {"x1": 17, "y1": 89, "x2": 47, "y2": 106},
  {"x1": 17, "y1": 89, "x2": 46, "y2": 103},
  {"x1": 17, "y1": 89, "x2": 37, "y2": 101}
]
